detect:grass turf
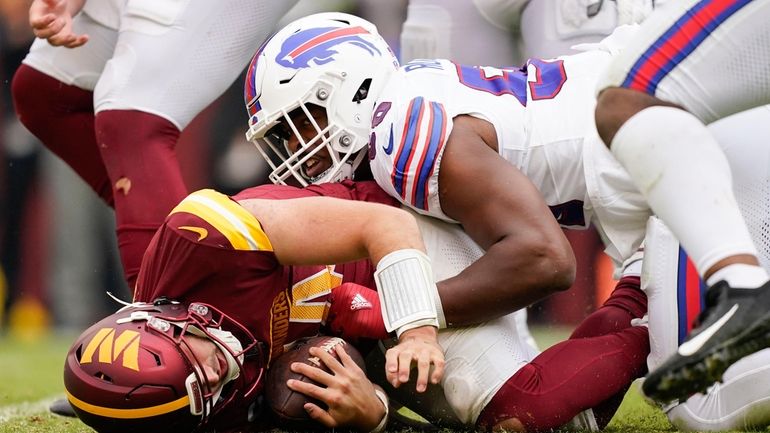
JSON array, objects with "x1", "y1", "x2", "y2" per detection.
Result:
[
  {"x1": 0, "y1": 332, "x2": 90, "y2": 432},
  {"x1": 0, "y1": 327, "x2": 754, "y2": 433}
]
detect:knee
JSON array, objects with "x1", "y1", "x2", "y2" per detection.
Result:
[
  {"x1": 11, "y1": 65, "x2": 43, "y2": 121},
  {"x1": 492, "y1": 417, "x2": 526, "y2": 432},
  {"x1": 595, "y1": 87, "x2": 670, "y2": 148},
  {"x1": 11, "y1": 64, "x2": 93, "y2": 131},
  {"x1": 11, "y1": 65, "x2": 63, "y2": 140}
]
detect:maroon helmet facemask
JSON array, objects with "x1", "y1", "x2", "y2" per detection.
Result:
[{"x1": 64, "y1": 298, "x2": 265, "y2": 433}]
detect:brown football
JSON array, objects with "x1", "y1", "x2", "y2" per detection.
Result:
[{"x1": 264, "y1": 336, "x2": 366, "y2": 429}]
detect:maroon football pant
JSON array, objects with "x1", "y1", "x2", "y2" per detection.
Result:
[
  {"x1": 477, "y1": 276, "x2": 649, "y2": 432},
  {"x1": 12, "y1": 64, "x2": 187, "y2": 288}
]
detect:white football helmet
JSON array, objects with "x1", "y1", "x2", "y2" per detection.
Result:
[{"x1": 244, "y1": 12, "x2": 399, "y2": 186}]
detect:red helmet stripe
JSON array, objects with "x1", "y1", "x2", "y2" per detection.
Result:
[{"x1": 287, "y1": 26, "x2": 368, "y2": 60}]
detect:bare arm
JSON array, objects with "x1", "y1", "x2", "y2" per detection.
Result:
[
  {"x1": 29, "y1": 0, "x2": 88, "y2": 48},
  {"x1": 239, "y1": 196, "x2": 423, "y2": 266},
  {"x1": 239, "y1": 195, "x2": 444, "y2": 391},
  {"x1": 436, "y1": 115, "x2": 576, "y2": 326}
]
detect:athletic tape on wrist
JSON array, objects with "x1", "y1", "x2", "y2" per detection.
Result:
[
  {"x1": 369, "y1": 389, "x2": 389, "y2": 433},
  {"x1": 374, "y1": 249, "x2": 442, "y2": 336}
]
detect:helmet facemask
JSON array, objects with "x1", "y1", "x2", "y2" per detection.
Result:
[
  {"x1": 145, "y1": 302, "x2": 263, "y2": 421},
  {"x1": 248, "y1": 80, "x2": 369, "y2": 186},
  {"x1": 243, "y1": 12, "x2": 399, "y2": 187}
]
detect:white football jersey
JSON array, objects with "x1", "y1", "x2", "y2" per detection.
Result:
[{"x1": 369, "y1": 46, "x2": 649, "y2": 265}]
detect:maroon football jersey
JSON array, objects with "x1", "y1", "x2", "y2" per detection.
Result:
[{"x1": 134, "y1": 180, "x2": 398, "y2": 365}]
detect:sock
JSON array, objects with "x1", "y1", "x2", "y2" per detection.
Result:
[
  {"x1": 95, "y1": 110, "x2": 186, "y2": 288},
  {"x1": 11, "y1": 64, "x2": 112, "y2": 205},
  {"x1": 612, "y1": 106, "x2": 759, "y2": 276}
]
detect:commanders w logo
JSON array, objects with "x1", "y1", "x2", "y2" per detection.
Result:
[{"x1": 80, "y1": 328, "x2": 141, "y2": 371}]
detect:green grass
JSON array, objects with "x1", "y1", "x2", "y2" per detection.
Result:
[
  {"x1": 0, "y1": 335, "x2": 67, "y2": 406},
  {"x1": 0, "y1": 332, "x2": 91, "y2": 433},
  {"x1": 0, "y1": 327, "x2": 762, "y2": 433}
]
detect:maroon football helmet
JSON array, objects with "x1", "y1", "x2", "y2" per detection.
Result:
[{"x1": 63, "y1": 298, "x2": 265, "y2": 433}]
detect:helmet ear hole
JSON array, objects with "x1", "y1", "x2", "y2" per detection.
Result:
[
  {"x1": 149, "y1": 351, "x2": 162, "y2": 366},
  {"x1": 353, "y1": 78, "x2": 372, "y2": 103},
  {"x1": 330, "y1": 16, "x2": 353, "y2": 25},
  {"x1": 95, "y1": 372, "x2": 113, "y2": 383}
]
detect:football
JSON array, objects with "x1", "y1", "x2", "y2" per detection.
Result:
[{"x1": 264, "y1": 336, "x2": 366, "y2": 429}]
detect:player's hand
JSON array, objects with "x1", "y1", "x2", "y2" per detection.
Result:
[
  {"x1": 287, "y1": 344, "x2": 386, "y2": 432},
  {"x1": 385, "y1": 326, "x2": 444, "y2": 392},
  {"x1": 29, "y1": 0, "x2": 89, "y2": 48}
]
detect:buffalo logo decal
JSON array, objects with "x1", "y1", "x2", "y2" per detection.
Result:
[{"x1": 276, "y1": 26, "x2": 380, "y2": 69}]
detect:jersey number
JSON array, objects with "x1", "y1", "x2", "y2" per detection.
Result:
[
  {"x1": 456, "y1": 59, "x2": 567, "y2": 106},
  {"x1": 290, "y1": 266, "x2": 342, "y2": 323}
]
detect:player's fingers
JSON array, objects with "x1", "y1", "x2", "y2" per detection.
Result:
[
  {"x1": 47, "y1": 33, "x2": 77, "y2": 47},
  {"x1": 290, "y1": 361, "x2": 334, "y2": 385},
  {"x1": 309, "y1": 346, "x2": 343, "y2": 374},
  {"x1": 63, "y1": 34, "x2": 89, "y2": 48},
  {"x1": 430, "y1": 353, "x2": 445, "y2": 385},
  {"x1": 414, "y1": 352, "x2": 431, "y2": 393},
  {"x1": 397, "y1": 349, "x2": 414, "y2": 384},
  {"x1": 286, "y1": 377, "x2": 327, "y2": 401},
  {"x1": 334, "y1": 344, "x2": 363, "y2": 373},
  {"x1": 32, "y1": 22, "x2": 65, "y2": 40},
  {"x1": 55, "y1": 34, "x2": 84, "y2": 48},
  {"x1": 384, "y1": 348, "x2": 401, "y2": 387},
  {"x1": 30, "y1": 14, "x2": 56, "y2": 31},
  {"x1": 304, "y1": 403, "x2": 337, "y2": 428}
]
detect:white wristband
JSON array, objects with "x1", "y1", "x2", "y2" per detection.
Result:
[
  {"x1": 374, "y1": 249, "x2": 443, "y2": 337},
  {"x1": 369, "y1": 389, "x2": 389, "y2": 433}
]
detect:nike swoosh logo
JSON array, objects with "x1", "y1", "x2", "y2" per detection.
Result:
[
  {"x1": 382, "y1": 125, "x2": 394, "y2": 155},
  {"x1": 179, "y1": 226, "x2": 208, "y2": 241},
  {"x1": 678, "y1": 304, "x2": 739, "y2": 357}
]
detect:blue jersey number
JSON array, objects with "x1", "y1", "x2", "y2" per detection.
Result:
[{"x1": 456, "y1": 59, "x2": 567, "y2": 106}]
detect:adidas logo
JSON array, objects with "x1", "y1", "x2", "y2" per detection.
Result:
[{"x1": 350, "y1": 293, "x2": 373, "y2": 311}]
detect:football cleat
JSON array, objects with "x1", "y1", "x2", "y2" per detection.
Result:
[{"x1": 643, "y1": 279, "x2": 770, "y2": 402}]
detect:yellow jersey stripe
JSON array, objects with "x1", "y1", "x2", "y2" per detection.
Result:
[
  {"x1": 170, "y1": 189, "x2": 273, "y2": 251},
  {"x1": 187, "y1": 193, "x2": 271, "y2": 250},
  {"x1": 66, "y1": 390, "x2": 190, "y2": 419},
  {"x1": 173, "y1": 199, "x2": 251, "y2": 250}
]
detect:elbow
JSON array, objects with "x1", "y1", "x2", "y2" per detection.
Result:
[
  {"x1": 533, "y1": 241, "x2": 576, "y2": 294},
  {"x1": 549, "y1": 253, "x2": 576, "y2": 293}
]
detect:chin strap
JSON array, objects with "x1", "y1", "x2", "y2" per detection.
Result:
[
  {"x1": 206, "y1": 327, "x2": 244, "y2": 382},
  {"x1": 183, "y1": 325, "x2": 244, "y2": 415}
]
